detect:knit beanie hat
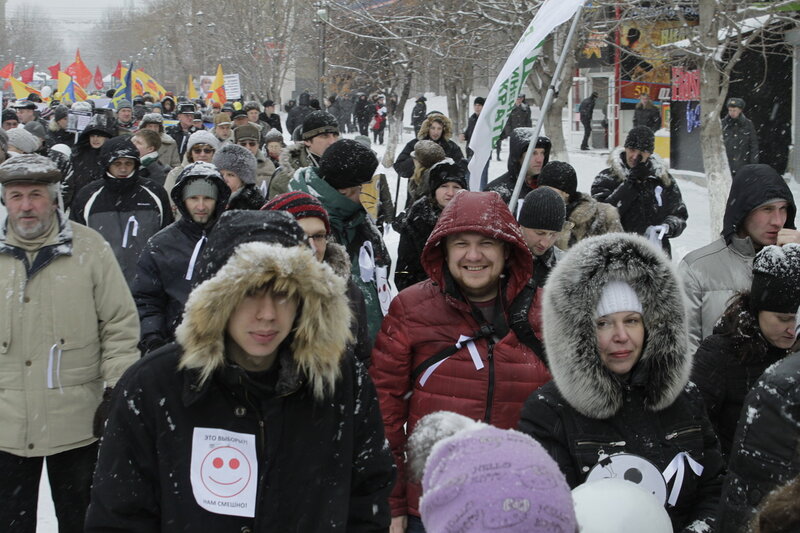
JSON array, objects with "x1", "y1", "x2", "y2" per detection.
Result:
[
  {"x1": 318, "y1": 139, "x2": 378, "y2": 189},
  {"x1": 353, "y1": 135, "x2": 371, "y2": 148},
  {"x1": 187, "y1": 130, "x2": 221, "y2": 153},
  {"x1": 2, "y1": 109, "x2": 18, "y2": 124},
  {"x1": 54, "y1": 104, "x2": 69, "y2": 122},
  {"x1": 302, "y1": 111, "x2": 339, "y2": 140},
  {"x1": 214, "y1": 112, "x2": 232, "y2": 126},
  {"x1": 750, "y1": 243, "x2": 800, "y2": 314},
  {"x1": 182, "y1": 177, "x2": 219, "y2": 201},
  {"x1": 474, "y1": 96, "x2": 486, "y2": 105},
  {"x1": 595, "y1": 281, "x2": 643, "y2": 317},
  {"x1": 624, "y1": 126, "x2": 655, "y2": 153},
  {"x1": 7, "y1": 128, "x2": 40, "y2": 154},
  {"x1": 428, "y1": 159, "x2": 468, "y2": 194},
  {"x1": 538, "y1": 161, "x2": 578, "y2": 199},
  {"x1": 412, "y1": 140, "x2": 446, "y2": 169},
  {"x1": 212, "y1": 144, "x2": 257, "y2": 185},
  {"x1": 262, "y1": 191, "x2": 331, "y2": 235},
  {"x1": 518, "y1": 187, "x2": 566, "y2": 232},
  {"x1": 408, "y1": 411, "x2": 577, "y2": 533},
  {"x1": 24, "y1": 121, "x2": 47, "y2": 141},
  {"x1": 116, "y1": 99, "x2": 132, "y2": 110},
  {"x1": 139, "y1": 113, "x2": 164, "y2": 128},
  {"x1": 264, "y1": 128, "x2": 284, "y2": 145},
  {"x1": 233, "y1": 123, "x2": 260, "y2": 143}
]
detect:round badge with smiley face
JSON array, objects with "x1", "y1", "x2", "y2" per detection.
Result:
[{"x1": 200, "y1": 445, "x2": 252, "y2": 498}]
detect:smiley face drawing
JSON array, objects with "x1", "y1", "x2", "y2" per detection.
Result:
[{"x1": 200, "y1": 446, "x2": 252, "y2": 498}]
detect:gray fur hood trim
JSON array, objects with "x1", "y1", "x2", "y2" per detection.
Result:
[
  {"x1": 176, "y1": 241, "x2": 352, "y2": 400},
  {"x1": 606, "y1": 146, "x2": 672, "y2": 187},
  {"x1": 542, "y1": 233, "x2": 690, "y2": 419},
  {"x1": 323, "y1": 241, "x2": 351, "y2": 279},
  {"x1": 278, "y1": 143, "x2": 313, "y2": 175}
]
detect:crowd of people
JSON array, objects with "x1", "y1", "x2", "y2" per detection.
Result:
[{"x1": 0, "y1": 84, "x2": 797, "y2": 533}]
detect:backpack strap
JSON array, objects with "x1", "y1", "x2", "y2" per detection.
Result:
[
  {"x1": 507, "y1": 278, "x2": 548, "y2": 366},
  {"x1": 410, "y1": 323, "x2": 495, "y2": 383}
]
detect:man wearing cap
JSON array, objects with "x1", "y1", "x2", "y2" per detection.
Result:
[
  {"x1": 71, "y1": 137, "x2": 173, "y2": 288},
  {"x1": 133, "y1": 161, "x2": 230, "y2": 355},
  {"x1": 679, "y1": 163, "x2": 800, "y2": 354},
  {"x1": 289, "y1": 138, "x2": 391, "y2": 346},
  {"x1": 211, "y1": 112, "x2": 233, "y2": 145},
  {"x1": 460, "y1": 96, "x2": 485, "y2": 158},
  {"x1": 45, "y1": 104, "x2": 74, "y2": 150},
  {"x1": 235, "y1": 123, "x2": 276, "y2": 195},
  {"x1": 579, "y1": 91, "x2": 598, "y2": 150},
  {"x1": 115, "y1": 99, "x2": 136, "y2": 136},
  {"x1": 518, "y1": 187, "x2": 566, "y2": 282},
  {"x1": 139, "y1": 112, "x2": 181, "y2": 168},
  {"x1": 268, "y1": 110, "x2": 340, "y2": 198},
  {"x1": 166, "y1": 102, "x2": 199, "y2": 158},
  {"x1": 502, "y1": 94, "x2": 532, "y2": 139},
  {"x1": 722, "y1": 97, "x2": 759, "y2": 175},
  {"x1": 13, "y1": 99, "x2": 44, "y2": 127},
  {"x1": 0, "y1": 154, "x2": 138, "y2": 532},
  {"x1": 591, "y1": 125, "x2": 687, "y2": 256},
  {"x1": 260, "y1": 99, "x2": 283, "y2": 132},
  {"x1": 485, "y1": 130, "x2": 551, "y2": 205},
  {"x1": 2, "y1": 108, "x2": 20, "y2": 130}
]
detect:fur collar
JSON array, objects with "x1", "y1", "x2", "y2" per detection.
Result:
[
  {"x1": 606, "y1": 146, "x2": 672, "y2": 187},
  {"x1": 323, "y1": 242, "x2": 351, "y2": 279},
  {"x1": 176, "y1": 241, "x2": 352, "y2": 399},
  {"x1": 542, "y1": 233, "x2": 690, "y2": 419},
  {"x1": 278, "y1": 143, "x2": 314, "y2": 175}
]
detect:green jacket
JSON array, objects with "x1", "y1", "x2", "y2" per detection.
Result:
[{"x1": 0, "y1": 213, "x2": 139, "y2": 457}]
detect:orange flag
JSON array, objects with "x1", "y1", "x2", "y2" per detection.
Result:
[
  {"x1": 64, "y1": 49, "x2": 92, "y2": 88},
  {"x1": 0, "y1": 61, "x2": 14, "y2": 79}
]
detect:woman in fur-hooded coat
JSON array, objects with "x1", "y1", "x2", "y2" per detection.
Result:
[
  {"x1": 518, "y1": 233, "x2": 724, "y2": 533},
  {"x1": 393, "y1": 113, "x2": 464, "y2": 179},
  {"x1": 86, "y1": 210, "x2": 395, "y2": 533}
]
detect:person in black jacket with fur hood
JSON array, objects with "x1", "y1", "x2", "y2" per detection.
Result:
[
  {"x1": 485, "y1": 129, "x2": 550, "y2": 204},
  {"x1": 132, "y1": 162, "x2": 231, "y2": 355},
  {"x1": 393, "y1": 113, "x2": 464, "y2": 180},
  {"x1": 213, "y1": 143, "x2": 265, "y2": 211},
  {"x1": 86, "y1": 210, "x2": 395, "y2": 532},
  {"x1": 519, "y1": 233, "x2": 724, "y2": 533}
]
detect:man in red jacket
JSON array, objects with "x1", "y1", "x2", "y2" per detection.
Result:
[{"x1": 370, "y1": 190, "x2": 552, "y2": 533}]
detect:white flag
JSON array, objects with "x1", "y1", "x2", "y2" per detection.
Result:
[{"x1": 468, "y1": 0, "x2": 585, "y2": 191}]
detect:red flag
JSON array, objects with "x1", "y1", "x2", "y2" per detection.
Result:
[
  {"x1": 64, "y1": 49, "x2": 92, "y2": 88},
  {"x1": 47, "y1": 62, "x2": 60, "y2": 79},
  {"x1": 112, "y1": 60, "x2": 122, "y2": 79},
  {"x1": 19, "y1": 66, "x2": 35, "y2": 84},
  {"x1": 0, "y1": 61, "x2": 14, "y2": 79},
  {"x1": 94, "y1": 66, "x2": 104, "y2": 90}
]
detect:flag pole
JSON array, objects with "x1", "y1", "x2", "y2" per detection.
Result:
[{"x1": 508, "y1": 2, "x2": 585, "y2": 214}]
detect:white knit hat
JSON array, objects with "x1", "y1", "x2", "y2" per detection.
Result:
[{"x1": 595, "y1": 281, "x2": 642, "y2": 317}]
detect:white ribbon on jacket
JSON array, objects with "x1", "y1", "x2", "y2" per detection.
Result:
[
  {"x1": 46, "y1": 343, "x2": 63, "y2": 392},
  {"x1": 185, "y1": 235, "x2": 207, "y2": 281},
  {"x1": 121, "y1": 215, "x2": 139, "y2": 249},
  {"x1": 418, "y1": 334, "x2": 484, "y2": 388},
  {"x1": 662, "y1": 452, "x2": 704, "y2": 507}
]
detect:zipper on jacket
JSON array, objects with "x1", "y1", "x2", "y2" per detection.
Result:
[
  {"x1": 576, "y1": 440, "x2": 627, "y2": 447},
  {"x1": 665, "y1": 427, "x2": 701, "y2": 441},
  {"x1": 483, "y1": 340, "x2": 496, "y2": 423}
]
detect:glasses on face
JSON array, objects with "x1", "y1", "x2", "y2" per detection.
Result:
[
  {"x1": 192, "y1": 147, "x2": 215, "y2": 154},
  {"x1": 306, "y1": 233, "x2": 327, "y2": 244},
  {"x1": 238, "y1": 141, "x2": 258, "y2": 147}
]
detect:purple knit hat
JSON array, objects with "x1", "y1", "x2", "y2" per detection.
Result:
[{"x1": 409, "y1": 412, "x2": 576, "y2": 533}]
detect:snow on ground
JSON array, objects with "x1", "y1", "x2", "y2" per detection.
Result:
[{"x1": 32, "y1": 96, "x2": 800, "y2": 530}]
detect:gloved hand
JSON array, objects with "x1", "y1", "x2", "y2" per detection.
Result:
[
  {"x1": 138, "y1": 335, "x2": 166, "y2": 357},
  {"x1": 93, "y1": 387, "x2": 114, "y2": 438},
  {"x1": 629, "y1": 159, "x2": 650, "y2": 181}
]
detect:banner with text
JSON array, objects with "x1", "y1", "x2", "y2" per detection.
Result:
[{"x1": 468, "y1": 0, "x2": 584, "y2": 190}]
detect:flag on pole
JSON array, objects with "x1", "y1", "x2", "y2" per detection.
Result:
[
  {"x1": 187, "y1": 75, "x2": 198, "y2": 99},
  {"x1": 0, "y1": 62, "x2": 14, "y2": 79},
  {"x1": 57, "y1": 71, "x2": 88, "y2": 104},
  {"x1": 64, "y1": 49, "x2": 92, "y2": 88},
  {"x1": 19, "y1": 66, "x2": 35, "y2": 83},
  {"x1": 94, "y1": 66, "x2": 104, "y2": 90},
  {"x1": 112, "y1": 60, "x2": 123, "y2": 80},
  {"x1": 47, "y1": 62, "x2": 61, "y2": 79},
  {"x1": 467, "y1": 0, "x2": 584, "y2": 190},
  {"x1": 8, "y1": 77, "x2": 41, "y2": 99},
  {"x1": 111, "y1": 64, "x2": 133, "y2": 109},
  {"x1": 207, "y1": 64, "x2": 226, "y2": 105}
]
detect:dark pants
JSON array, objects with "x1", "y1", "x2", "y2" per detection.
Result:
[
  {"x1": 358, "y1": 120, "x2": 370, "y2": 136},
  {"x1": 0, "y1": 443, "x2": 98, "y2": 533},
  {"x1": 407, "y1": 515, "x2": 426, "y2": 532},
  {"x1": 581, "y1": 120, "x2": 591, "y2": 149},
  {"x1": 373, "y1": 127, "x2": 385, "y2": 145}
]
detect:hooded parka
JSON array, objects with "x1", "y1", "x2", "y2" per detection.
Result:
[
  {"x1": 484, "y1": 130, "x2": 551, "y2": 204},
  {"x1": 393, "y1": 114, "x2": 464, "y2": 179},
  {"x1": 519, "y1": 234, "x2": 724, "y2": 533},
  {"x1": 370, "y1": 191, "x2": 551, "y2": 519},
  {"x1": 86, "y1": 211, "x2": 395, "y2": 532}
]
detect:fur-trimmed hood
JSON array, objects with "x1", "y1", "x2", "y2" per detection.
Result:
[
  {"x1": 606, "y1": 146, "x2": 672, "y2": 187},
  {"x1": 542, "y1": 233, "x2": 690, "y2": 419},
  {"x1": 278, "y1": 142, "x2": 316, "y2": 176},
  {"x1": 176, "y1": 241, "x2": 353, "y2": 400},
  {"x1": 417, "y1": 113, "x2": 453, "y2": 141}
]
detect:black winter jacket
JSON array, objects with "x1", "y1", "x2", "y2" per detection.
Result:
[
  {"x1": 691, "y1": 297, "x2": 791, "y2": 459},
  {"x1": 285, "y1": 94, "x2": 312, "y2": 134},
  {"x1": 722, "y1": 113, "x2": 759, "y2": 175},
  {"x1": 394, "y1": 136, "x2": 463, "y2": 179},
  {"x1": 718, "y1": 352, "x2": 800, "y2": 532},
  {"x1": 578, "y1": 95, "x2": 596, "y2": 124},
  {"x1": 227, "y1": 184, "x2": 266, "y2": 211},
  {"x1": 139, "y1": 158, "x2": 171, "y2": 187},
  {"x1": 485, "y1": 128, "x2": 551, "y2": 204},
  {"x1": 166, "y1": 124, "x2": 198, "y2": 159},
  {"x1": 85, "y1": 346, "x2": 395, "y2": 533},
  {"x1": 634, "y1": 104, "x2": 662, "y2": 131},
  {"x1": 132, "y1": 170, "x2": 231, "y2": 353},
  {"x1": 592, "y1": 147, "x2": 687, "y2": 255},
  {"x1": 394, "y1": 197, "x2": 440, "y2": 291},
  {"x1": 65, "y1": 118, "x2": 117, "y2": 208}
]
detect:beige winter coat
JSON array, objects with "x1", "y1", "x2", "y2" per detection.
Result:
[{"x1": 0, "y1": 214, "x2": 139, "y2": 457}]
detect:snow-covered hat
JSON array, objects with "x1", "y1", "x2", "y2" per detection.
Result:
[
  {"x1": 212, "y1": 144, "x2": 256, "y2": 185},
  {"x1": 408, "y1": 411, "x2": 576, "y2": 533},
  {"x1": 595, "y1": 281, "x2": 643, "y2": 318},
  {"x1": 0, "y1": 153, "x2": 61, "y2": 185},
  {"x1": 319, "y1": 139, "x2": 377, "y2": 189},
  {"x1": 7, "y1": 127, "x2": 40, "y2": 154},
  {"x1": 750, "y1": 244, "x2": 800, "y2": 314},
  {"x1": 187, "y1": 130, "x2": 220, "y2": 153}
]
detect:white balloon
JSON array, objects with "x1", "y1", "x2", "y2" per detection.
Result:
[
  {"x1": 41, "y1": 86, "x2": 53, "y2": 99},
  {"x1": 572, "y1": 478, "x2": 672, "y2": 533}
]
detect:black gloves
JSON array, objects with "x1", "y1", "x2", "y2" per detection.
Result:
[
  {"x1": 93, "y1": 387, "x2": 113, "y2": 438},
  {"x1": 629, "y1": 160, "x2": 650, "y2": 181}
]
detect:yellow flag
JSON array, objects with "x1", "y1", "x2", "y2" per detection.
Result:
[
  {"x1": 188, "y1": 75, "x2": 198, "y2": 99},
  {"x1": 207, "y1": 64, "x2": 226, "y2": 105},
  {"x1": 8, "y1": 77, "x2": 40, "y2": 99}
]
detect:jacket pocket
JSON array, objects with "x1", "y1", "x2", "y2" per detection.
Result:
[{"x1": 53, "y1": 337, "x2": 102, "y2": 387}]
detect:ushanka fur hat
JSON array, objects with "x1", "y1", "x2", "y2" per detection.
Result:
[
  {"x1": 542, "y1": 233, "x2": 690, "y2": 419},
  {"x1": 177, "y1": 210, "x2": 353, "y2": 399}
]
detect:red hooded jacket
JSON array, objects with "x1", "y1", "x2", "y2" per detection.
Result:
[{"x1": 370, "y1": 191, "x2": 552, "y2": 518}]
